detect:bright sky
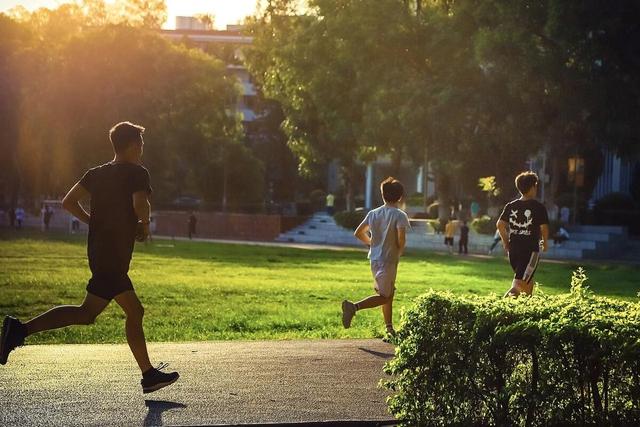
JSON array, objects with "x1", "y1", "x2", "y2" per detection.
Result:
[{"x1": 0, "y1": 0, "x2": 259, "y2": 29}]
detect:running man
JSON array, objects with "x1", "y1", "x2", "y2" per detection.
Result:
[{"x1": 0, "y1": 122, "x2": 179, "y2": 393}]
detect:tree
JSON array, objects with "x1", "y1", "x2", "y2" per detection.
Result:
[{"x1": 4, "y1": 4, "x2": 264, "y2": 209}]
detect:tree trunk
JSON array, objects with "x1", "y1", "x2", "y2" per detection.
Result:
[
  {"x1": 435, "y1": 168, "x2": 451, "y2": 220},
  {"x1": 342, "y1": 162, "x2": 356, "y2": 212},
  {"x1": 390, "y1": 146, "x2": 403, "y2": 177},
  {"x1": 423, "y1": 143, "x2": 429, "y2": 211}
]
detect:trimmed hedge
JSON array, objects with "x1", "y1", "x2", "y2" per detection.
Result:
[
  {"x1": 334, "y1": 210, "x2": 367, "y2": 230},
  {"x1": 471, "y1": 215, "x2": 495, "y2": 235},
  {"x1": 385, "y1": 269, "x2": 640, "y2": 426}
]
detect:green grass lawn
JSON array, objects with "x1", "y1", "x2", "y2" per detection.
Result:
[{"x1": 1, "y1": 229, "x2": 638, "y2": 344}]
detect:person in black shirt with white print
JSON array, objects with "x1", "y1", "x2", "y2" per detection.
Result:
[{"x1": 497, "y1": 171, "x2": 549, "y2": 297}]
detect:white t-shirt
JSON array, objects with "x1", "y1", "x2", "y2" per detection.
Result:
[{"x1": 361, "y1": 205, "x2": 411, "y2": 262}]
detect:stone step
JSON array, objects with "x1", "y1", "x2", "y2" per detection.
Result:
[{"x1": 566, "y1": 225, "x2": 627, "y2": 235}]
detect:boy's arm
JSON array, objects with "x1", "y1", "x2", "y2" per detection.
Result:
[
  {"x1": 62, "y1": 183, "x2": 91, "y2": 224},
  {"x1": 133, "y1": 191, "x2": 151, "y2": 240},
  {"x1": 354, "y1": 221, "x2": 371, "y2": 247},
  {"x1": 496, "y1": 220, "x2": 510, "y2": 253},
  {"x1": 397, "y1": 227, "x2": 407, "y2": 255},
  {"x1": 540, "y1": 224, "x2": 549, "y2": 252}
]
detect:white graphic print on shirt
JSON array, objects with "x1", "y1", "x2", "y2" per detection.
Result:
[{"x1": 509, "y1": 209, "x2": 533, "y2": 236}]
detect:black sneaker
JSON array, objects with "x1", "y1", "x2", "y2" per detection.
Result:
[
  {"x1": 141, "y1": 362, "x2": 180, "y2": 394},
  {"x1": 0, "y1": 316, "x2": 26, "y2": 365}
]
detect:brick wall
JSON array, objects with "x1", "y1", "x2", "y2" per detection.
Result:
[{"x1": 153, "y1": 211, "x2": 306, "y2": 241}]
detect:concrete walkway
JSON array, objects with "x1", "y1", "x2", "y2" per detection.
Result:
[{"x1": 0, "y1": 340, "x2": 397, "y2": 426}]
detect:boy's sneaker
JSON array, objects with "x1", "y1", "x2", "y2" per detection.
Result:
[
  {"x1": 141, "y1": 362, "x2": 180, "y2": 394},
  {"x1": 0, "y1": 316, "x2": 26, "y2": 365},
  {"x1": 341, "y1": 300, "x2": 356, "y2": 329}
]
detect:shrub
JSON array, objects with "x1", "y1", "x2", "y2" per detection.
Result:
[
  {"x1": 426, "y1": 219, "x2": 443, "y2": 233},
  {"x1": 406, "y1": 193, "x2": 425, "y2": 207},
  {"x1": 333, "y1": 210, "x2": 366, "y2": 230},
  {"x1": 426, "y1": 201, "x2": 439, "y2": 219},
  {"x1": 595, "y1": 192, "x2": 636, "y2": 211},
  {"x1": 471, "y1": 215, "x2": 495, "y2": 235},
  {"x1": 385, "y1": 269, "x2": 640, "y2": 426}
]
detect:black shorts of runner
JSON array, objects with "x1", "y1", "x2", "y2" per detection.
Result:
[
  {"x1": 509, "y1": 248, "x2": 540, "y2": 284},
  {"x1": 86, "y1": 273, "x2": 134, "y2": 301},
  {"x1": 444, "y1": 237, "x2": 454, "y2": 245}
]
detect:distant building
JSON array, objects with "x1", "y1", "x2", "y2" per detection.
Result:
[
  {"x1": 175, "y1": 16, "x2": 211, "y2": 31},
  {"x1": 160, "y1": 22, "x2": 258, "y2": 130}
]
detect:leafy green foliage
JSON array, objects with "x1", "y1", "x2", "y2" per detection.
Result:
[
  {"x1": 0, "y1": 3, "x2": 264, "y2": 208},
  {"x1": 386, "y1": 269, "x2": 640, "y2": 426},
  {"x1": 333, "y1": 210, "x2": 366, "y2": 230},
  {"x1": 470, "y1": 214, "x2": 495, "y2": 235}
]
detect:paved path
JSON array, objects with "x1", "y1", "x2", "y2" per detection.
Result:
[{"x1": 0, "y1": 340, "x2": 396, "y2": 426}]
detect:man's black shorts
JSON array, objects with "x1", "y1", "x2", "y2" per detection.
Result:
[
  {"x1": 86, "y1": 273, "x2": 134, "y2": 300},
  {"x1": 509, "y1": 248, "x2": 540, "y2": 283}
]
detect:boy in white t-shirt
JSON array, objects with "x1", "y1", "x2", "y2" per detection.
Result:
[{"x1": 341, "y1": 177, "x2": 411, "y2": 338}]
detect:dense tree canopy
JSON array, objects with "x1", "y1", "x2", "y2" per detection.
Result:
[
  {"x1": 245, "y1": 0, "x2": 640, "y2": 210},
  {"x1": 0, "y1": 1, "x2": 265, "y2": 209}
]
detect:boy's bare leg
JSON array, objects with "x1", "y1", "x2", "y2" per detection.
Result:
[
  {"x1": 355, "y1": 295, "x2": 390, "y2": 310},
  {"x1": 114, "y1": 290, "x2": 153, "y2": 373},
  {"x1": 382, "y1": 292, "x2": 395, "y2": 327},
  {"x1": 523, "y1": 281, "x2": 535, "y2": 296},
  {"x1": 25, "y1": 293, "x2": 110, "y2": 336},
  {"x1": 504, "y1": 279, "x2": 529, "y2": 298}
]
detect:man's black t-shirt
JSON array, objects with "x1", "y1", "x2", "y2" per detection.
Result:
[
  {"x1": 499, "y1": 198, "x2": 549, "y2": 252},
  {"x1": 80, "y1": 162, "x2": 152, "y2": 274}
]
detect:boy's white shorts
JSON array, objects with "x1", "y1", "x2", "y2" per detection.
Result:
[{"x1": 370, "y1": 260, "x2": 398, "y2": 298}]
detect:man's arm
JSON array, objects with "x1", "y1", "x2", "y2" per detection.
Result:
[
  {"x1": 496, "y1": 219, "x2": 510, "y2": 253},
  {"x1": 397, "y1": 227, "x2": 407, "y2": 256},
  {"x1": 354, "y1": 221, "x2": 371, "y2": 247},
  {"x1": 133, "y1": 191, "x2": 151, "y2": 240},
  {"x1": 540, "y1": 224, "x2": 549, "y2": 252},
  {"x1": 62, "y1": 183, "x2": 91, "y2": 224}
]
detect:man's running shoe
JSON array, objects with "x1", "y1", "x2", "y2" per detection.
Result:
[
  {"x1": 0, "y1": 316, "x2": 26, "y2": 365},
  {"x1": 341, "y1": 300, "x2": 356, "y2": 329},
  {"x1": 141, "y1": 362, "x2": 180, "y2": 394}
]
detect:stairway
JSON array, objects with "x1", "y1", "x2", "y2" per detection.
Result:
[
  {"x1": 277, "y1": 214, "x2": 632, "y2": 260},
  {"x1": 276, "y1": 212, "x2": 359, "y2": 246}
]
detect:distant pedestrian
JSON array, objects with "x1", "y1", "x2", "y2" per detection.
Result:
[
  {"x1": 470, "y1": 201, "x2": 480, "y2": 218},
  {"x1": 488, "y1": 229, "x2": 501, "y2": 254},
  {"x1": 560, "y1": 206, "x2": 570, "y2": 224},
  {"x1": 444, "y1": 219, "x2": 455, "y2": 254},
  {"x1": 188, "y1": 212, "x2": 197, "y2": 239},
  {"x1": 342, "y1": 177, "x2": 410, "y2": 341},
  {"x1": 148, "y1": 215, "x2": 156, "y2": 242},
  {"x1": 71, "y1": 216, "x2": 80, "y2": 233},
  {"x1": 43, "y1": 205, "x2": 54, "y2": 231},
  {"x1": 14, "y1": 207, "x2": 25, "y2": 229},
  {"x1": 326, "y1": 193, "x2": 335, "y2": 216},
  {"x1": 459, "y1": 221, "x2": 469, "y2": 255},
  {"x1": 8, "y1": 207, "x2": 15, "y2": 228},
  {"x1": 553, "y1": 227, "x2": 570, "y2": 246}
]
